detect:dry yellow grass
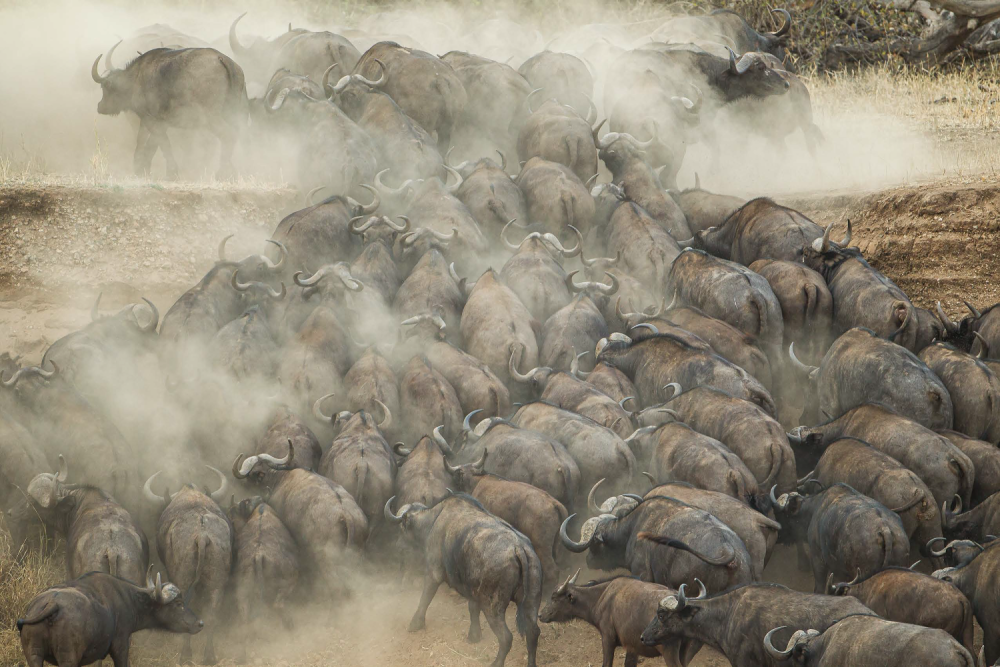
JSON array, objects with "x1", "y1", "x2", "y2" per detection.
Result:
[{"x1": 0, "y1": 530, "x2": 62, "y2": 667}]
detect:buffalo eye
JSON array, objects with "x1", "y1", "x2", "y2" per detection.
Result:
[{"x1": 567, "y1": 593, "x2": 575, "y2": 603}]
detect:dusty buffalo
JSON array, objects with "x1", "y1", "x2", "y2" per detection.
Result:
[
  {"x1": 919, "y1": 342, "x2": 1000, "y2": 443},
  {"x1": 829, "y1": 567, "x2": 974, "y2": 653},
  {"x1": 639, "y1": 582, "x2": 874, "y2": 667},
  {"x1": 762, "y1": 615, "x2": 975, "y2": 666},
  {"x1": 774, "y1": 482, "x2": 910, "y2": 593},
  {"x1": 788, "y1": 403, "x2": 974, "y2": 508},
  {"x1": 934, "y1": 541, "x2": 1000, "y2": 663},
  {"x1": 143, "y1": 468, "x2": 231, "y2": 665},
  {"x1": 227, "y1": 497, "x2": 300, "y2": 662},
  {"x1": 17, "y1": 571, "x2": 202, "y2": 667},
  {"x1": 693, "y1": 198, "x2": 823, "y2": 264},
  {"x1": 808, "y1": 437, "x2": 942, "y2": 557},
  {"x1": 515, "y1": 157, "x2": 596, "y2": 237},
  {"x1": 385, "y1": 493, "x2": 542, "y2": 667},
  {"x1": 394, "y1": 429, "x2": 454, "y2": 507},
  {"x1": 92, "y1": 45, "x2": 247, "y2": 178},
  {"x1": 560, "y1": 495, "x2": 755, "y2": 593},
  {"x1": 540, "y1": 573, "x2": 701, "y2": 667},
  {"x1": 791, "y1": 327, "x2": 953, "y2": 430},
  {"x1": 749, "y1": 259, "x2": 833, "y2": 364}
]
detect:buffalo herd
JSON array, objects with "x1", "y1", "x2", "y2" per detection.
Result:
[{"x1": 6, "y1": 6, "x2": 1000, "y2": 667}]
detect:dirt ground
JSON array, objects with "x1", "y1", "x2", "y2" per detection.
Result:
[{"x1": 0, "y1": 177, "x2": 993, "y2": 666}]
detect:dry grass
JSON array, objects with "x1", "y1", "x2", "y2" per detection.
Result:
[{"x1": 0, "y1": 529, "x2": 62, "y2": 667}]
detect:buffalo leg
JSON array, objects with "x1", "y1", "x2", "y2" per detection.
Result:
[
  {"x1": 484, "y1": 607, "x2": 513, "y2": 667},
  {"x1": 408, "y1": 576, "x2": 441, "y2": 632},
  {"x1": 467, "y1": 599, "x2": 482, "y2": 643},
  {"x1": 133, "y1": 120, "x2": 156, "y2": 177},
  {"x1": 600, "y1": 633, "x2": 619, "y2": 667},
  {"x1": 810, "y1": 558, "x2": 829, "y2": 595},
  {"x1": 202, "y1": 629, "x2": 218, "y2": 665},
  {"x1": 110, "y1": 640, "x2": 130, "y2": 667},
  {"x1": 986, "y1": 634, "x2": 1000, "y2": 666},
  {"x1": 524, "y1": 613, "x2": 540, "y2": 667},
  {"x1": 624, "y1": 651, "x2": 639, "y2": 667},
  {"x1": 148, "y1": 124, "x2": 179, "y2": 180},
  {"x1": 179, "y1": 635, "x2": 193, "y2": 665},
  {"x1": 210, "y1": 118, "x2": 238, "y2": 180}
]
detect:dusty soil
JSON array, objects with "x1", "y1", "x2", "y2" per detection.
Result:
[{"x1": 0, "y1": 178, "x2": 992, "y2": 666}]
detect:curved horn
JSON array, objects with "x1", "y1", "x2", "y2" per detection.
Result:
[
  {"x1": 349, "y1": 215, "x2": 378, "y2": 234},
  {"x1": 769, "y1": 8, "x2": 792, "y2": 37},
  {"x1": 509, "y1": 347, "x2": 541, "y2": 383},
  {"x1": 91, "y1": 54, "x2": 108, "y2": 84},
  {"x1": 975, "y1": 331, "x2": 990, "y2": 360},
  {"x1": 218, "y1": 234, "x2": 233, "y2": 262},
  {"x1": 927, "y1": 536, "x2": 949, "y2": 558},
  {"x1": 357, "y1": 58, "x2": 387, "y2": 87},
  {"x1": 588, "y1": 479, "x2": 606, "y2": 515},
  {"x1": 582, "y1": 94, "x2": 598, "y2": 125},
  {"x1": 345, "y1": 184, "x2": 380, "y2": 216},
  {"x1": 663, "y1": 382, "x2": 682, "y2": 400},
  {"x1": 206, "y1": 465, "x2": 228, "y2": 503},
  {"x1": 132, "y1": 298, "x2": 159, "y2": 333},
  {"x1": 384, "y1": 496, "x2": 408, "y2": 523},
  {"x1": 143, "y1": 471, "x2": 166, "y2": 505},
  {"x1": 229, "y1": 12, "x2": 251, "y2": 58},
  {"x1": 394, "y1": 442, "x2": 412, "y2": 457},
  {"x1": 526, "y1": 87, "x2": 545, "y2": 114},
  {"x1": 559, "y1": 513, "x2": 595, "y2": 553},
  {"x1": 890, "y1": 490, "x2": 925, "y2": 514},
  {"x1": 936, "y1": 302, "x2": 960, "y2": 335},
  {"x1": 592, "y1": 117, "x2": 607, "y2": 146},
  {"x1": 263, "y1": 239, "x2": 287, "y2": 270},
  {"x1": 839, "y1": 218, "x2": 852, "y2": 246},
  {"x1": 431, "y1": 425, "x2": 453, "y2": 457},
  {"x1": 763, "y1": 627, "x2": 794, "y2": 660},
  {"x1": 321, "y1": 63, "x2": 341, "y2": 98},
  {"x1": 965, "y1": 300, "x2": 983, "y2": 319},
  {"x1": 443, "y1": 165, "x2": 464, "y2": 194},
  {"x1": 386, "y1": 215, "x2": 410, "y2": 233},
  {"x1": 788, "y1": 342, "x2": 818, "y2": 376},
  {"x1": 630, "y1": 323, "x2": 659, "y2": 335},
  {"x1": 293, "y1": 265, "x2": 331, "y2": 287},
  {"x1": 374, "y1": 169, "x2": 415, "y2": 196},
  {"x1": 91, "y1": 292, "x2": 102, "y2": 321},
  {"x1": 811, "y1": 222, "x2": 833, "y2": 253},
  {"x1": 463, "y1": 408, "x2": 484, "y2": 433},
  {"x1": 313, "y1": 393, "x2": 336, "y2": 422},
  {"x1": 501, "y1": 218, "x2": 525, "y2": 251},
  {"x1": 561, "y1": 225, "x2": 583, "y2": 257},
  {"x1": 443, "y1": 147, "x2": 470, "y2": 172},
  {"x1": 496, "y1": 150, "x2": 507, "y2": 172},
  {"x1": 374, "y1": 399, "x2": 392, "y2": 431}
]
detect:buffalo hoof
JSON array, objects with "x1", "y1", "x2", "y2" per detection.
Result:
[
  {"x1": 467, "y1": 628, "x2": 482, "y2": 644},
  {"x1": 408, "y1": 617, "x2": 426, "y2": 633},
  {"x1": 202, "y1": 651, "x2": 218, "y2": 666}
]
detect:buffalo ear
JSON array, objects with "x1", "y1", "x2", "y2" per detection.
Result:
[
  {"x1": 804, "y1": 433, "x2": 823, "y2": 447},
  {"x1": 894, "y1": 303, "x2": 908, "y2": 325}
]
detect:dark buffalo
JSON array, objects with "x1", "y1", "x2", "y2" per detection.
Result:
[
  {"x1": 643, "y1": 482, "x2": 781, "y2": 578},
  {"x1": 92, "y1": 45, "x2": 247, "y2": 178},
  {"x1": 829, "y1": 567, "x2": 975, "y2": 653},
  {"x1": 790, "y1": 327, "x2": 954, "y2": 430},
  {"x1": 384, "y1": 493, "x2": 542, "y2": 667},
  {"x1": 749, "y1": 259, "x2": 833, "y2": 364},
  {"x1": 559, "y1": 495, "x2": 755, "y2": 593},
  {"x1": 314, "y1": 405, "x2": 396, "y2": 531},
  {"x1": 541, "y1": 287, "x2": 612, "y2": 371},
  {"x1": 638, "y1": 582, "x2": 874, "y2": 667},
  {"x1": 649, "y1": 9, "x2": 792, "y2": 61},
  {"x1": 665, "y1": 248, "x2": 784, "y2": 361},
  {"x1": 17, "y1": 571, "x2": 202, "y2": 667},
  {"x1": 762, "y1": 615, "x2": 975, "y2": 666},
  {"x1": 940, "y1": 430, "x2": 1000, "y2": 505},
  {"x1": 447, "y1": 467, "x2": 569, "y2": 592},
  {"x1": 228, "y1": 13, "x2": 310, "y2": 83},
  {"x1": 582, "y1": 360, "x2": 639, "y2": 405},
  {"x1": 603, "y1": 200, "x2": 681, "y2": 295},
  {"x1": 934, "y1": 541, "x2": 1000, "y2": 663},
  {"x1": 919, "y1": 342, "x2": 1000, "y2": 443},
  {"x1": 630, "y1": 422, "x2": 762, "y2": 507},
  {"x1": 343, "y1": 347, "x2": 400, "y2": 425},
  {"x1": 453, "y1": 416, "x2": 580, "y2": 509},
  {"x1": 942, "y1": 492, "x2": 1000, "y2": 545},
  {"x1": 398, "y1": 355, "x2": 463, "y2": 444},
  {"x1": 540, "y1": 573, "x2": 700, "y2": 667},
  {"x1": 937, "y1": 300, "x2": 1000, "y2": 358},
  {"x1": 808, "y1": 437, "x2": 943, "y2": 557},
  {"x1": 393, "y1": 430, "x2": 453, "y2": 508},
  {"x1": 775, "y1": 482, "x2": 910, "y2": 593},
  {"x1": 659, "y1": 386, "x2": 796, "y2": 495},
  {"x1": 517, "y1": 96, "x2": 598, "y2": 185},
  {"x1": 595, "y1": 328, "x2": 777, "y2": 417},
  {"x1": 695, "y1": 197, "x2": 823, "y2": 264},
  {"x1": 788, "y1": 403, "x2": 974, "y2": 508},
  {"x1": 673, "y1": 176, "x2": 745, "y2": 234},
  {"x1": 802, "y1": 226, "x2": 938, "y2": 354},
  {"x1": 517, "y1": 50, "x2": 593, "y2": 117}
]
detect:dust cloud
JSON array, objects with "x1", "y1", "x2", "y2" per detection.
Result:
[{"x1": 0, "y1": 0, "x2": 961, "y2": 194}]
